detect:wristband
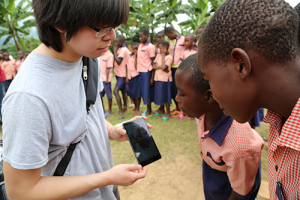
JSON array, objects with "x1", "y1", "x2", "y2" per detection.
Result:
[{"x1": 108, "y1": 126, "x2": 114, "y2": 140}]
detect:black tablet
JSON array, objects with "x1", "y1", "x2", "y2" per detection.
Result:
[{"x1": 123, "y1": 118, "x2": 161, "y2": 167}]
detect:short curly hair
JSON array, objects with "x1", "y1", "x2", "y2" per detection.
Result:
[
  {"x1": 177, "y1": 54, "x2": 210, "y2": 95},
  {"x1": 199, "y1": 0, "x2": 300, "y2": 65},
  {"x1": 295, "y1": 3, "x2": 300, "y2": 43}
]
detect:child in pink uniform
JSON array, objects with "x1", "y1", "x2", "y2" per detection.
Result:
[
  {"x1": 175, "y1": 54, "x2": 264, "y2": 200},
  {"x1": 1, "y1": 51, "x2": 16, "y2": 92},
  {"x1": 196, "y1": 25, "x2": 205, "y2": 46},
  {"x1": 164, "y1": 26, "x2": 185, "y2": 116},
  {"x1": 180, "y1": 33, "x2": 197, "y2": 61},
  {"x1": 98, "y1": 50, "x2": 114, "y2": 117},
  {"x1": 152, "y1": 41, "x2": 173, "y2": 120},
  {"x1": 15, "y1": 50, "x2": 25, "y2": 73},
  {"x1": 136, "y1": 29, "x2": 156, "y2": 116},
  {"x1": 126, "y1": 42, "x2": 141, "y2": 114},
  {"x1": 113, "y1": 35, "x2": 131, "y2": 119}
]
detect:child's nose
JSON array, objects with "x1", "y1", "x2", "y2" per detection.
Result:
[{"x1": 175, "y1": 94, "x2": 180, "y2": 103}]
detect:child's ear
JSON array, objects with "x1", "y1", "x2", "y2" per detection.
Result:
[
  {"x1": 206, "y1": 89, "x2": 215, "y2": 104},
  {"x1": 231, "y1": 48, "x2": 251, "y2": 80}
]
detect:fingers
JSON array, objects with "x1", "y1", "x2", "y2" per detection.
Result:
[{"x1": 126, "y1": 164, "x2": 142, "y2": 171}]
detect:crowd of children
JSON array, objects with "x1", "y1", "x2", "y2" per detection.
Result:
[{"x1": 100, "y1": 26, "x2": 200, "y2": 121}]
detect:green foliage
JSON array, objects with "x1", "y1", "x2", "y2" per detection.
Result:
[
  {"x1": 2, "y1": 37, "x2": 40, "y2": 59},
  {"x1": 0, "y1": 0, "x2": 35, "y2": 51},
  {"x1": 178, "y1": 0, "x2": 226, "y2": 35}
]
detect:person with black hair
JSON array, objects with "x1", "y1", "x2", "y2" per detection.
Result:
[
  {"x1": 1, "y1": 51, "x2": 16, "y2": 92},
  {"x1": 126, "y1": 42, "x2": 142, "y2": 115},
  {"x1": 198, "y1": 0, "x2": 300, "y2": 199},
  {"x1": 155, "y1": 31, "x2": 164, "y2": 54},
  {"x1": 137, "y1": 28, "x2": 156, "y2": 116},
  {"x1": 175, "y1": 54, "x2": 263, "y2": 200},
  {"x1": 113, "y1": 35, "x2": 130, "y2": 119},
  {"x1": 152, "y1": 41, "x2": 173, "y2": 120},
  {"x1": 180, "y1": 33, "x2": 197, "y2": 61},
  {"x1": 15, "y1": 50, "x2": 24, "y2": 73},
  {"x1": 196, "y1": 25, "x2": 205, "y2": 46},
  {"x1": 295, "y1": 3, "x2": 300, "y2": 45},
  {"x1": 98, "y1": 49, "x2": 114, "y2": 117},
  {"x1": 2, "y1": 0, "x2": 148, "y2": 199},
  {"x1": 164, "y1": 26, "x2": 185, "y2": 117}
]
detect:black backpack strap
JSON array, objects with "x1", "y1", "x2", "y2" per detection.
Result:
[
  {"x1": 82, "y1": 57, "x2": 98, "y2": 114},
  {"x1": 53, "y1": 56, "x2": 98, "y2": 176},
  {"x1": 53, "y1": 141, "x2": 80, "y2": 176}
]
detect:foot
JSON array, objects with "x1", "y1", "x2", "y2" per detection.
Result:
[
  {"x1": 155, "y1": 109, "x2": 165, "y2": 114},
  {"x1": 108, "y1": 111, "x2": 113, "y2": 115}
]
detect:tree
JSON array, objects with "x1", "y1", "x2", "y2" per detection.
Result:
[
  {"x1": 0, "y1": 0, "x2": 35, "y2": 51},
  {"x1": 179, "y1": 0, "x2": 226, "y2": 34}
]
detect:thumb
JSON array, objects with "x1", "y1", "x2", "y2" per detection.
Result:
[{"x1": 126, "y1": 164, "x2": 142, "y2": 171}]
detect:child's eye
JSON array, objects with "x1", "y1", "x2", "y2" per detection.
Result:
[{"x1": 179, "y1": 94, "x2": 185, "y2": 97}]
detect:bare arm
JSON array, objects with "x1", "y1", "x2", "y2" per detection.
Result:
[
  {"x1": 113, "y1": 47, "x2": 123, "y2": 65},
  {"x1": 4, "y1": 161, "x2": 146, "y2": 200}
]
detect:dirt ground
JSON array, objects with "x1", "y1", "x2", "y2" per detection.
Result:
[{"x1": 118, "y1": 155, "x2": 270, "y2": 200}]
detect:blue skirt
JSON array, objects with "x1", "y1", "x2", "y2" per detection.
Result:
[
  {"x1": 154, "y1": 81, "x2": 172, "y2": 105},
  {"x1": 100, "y1": 82, "x2": 112, "y2": 100},
  {"x1": 171, "y1": 68, "x2": 177, "y2": 99},
  {"x1": 128, "y1": 75, "x2": 141, "y2": 99},
  {"x1": 115, "y1": 76, "x2": 127, "y2": 91},
  {"x1": 138, "y1": 71, "x2": 154, "y2": 105}
]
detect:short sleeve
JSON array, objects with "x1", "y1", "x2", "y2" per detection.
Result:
[
  {"x1": 180, "y1": 51, "x2": 184, "y2": 61},
  {"x1": 107, "y1": 54, "x2": 114, "y2": 68},
  {"x1": 166, "y1": 56, "x2": 173, "y2": 68},
  {"x1": 118, "y1": 49, "x2": 126, "y2": 59},
  {"x1": 2, "y1": 92, "x2": 52, "y2": 169},
  {"x1": 148, "y1": 45, "x2": 156, "y2": 60},
  {"x1": 225, "y1": 150, "x2": 261, "y2": 199}
]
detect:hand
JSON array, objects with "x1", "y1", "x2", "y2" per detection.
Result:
[
  {"x1": 109, "y1": 116, "x2": 152, "y2": 142},
  {"x1": 149, "y1": 78, "x2": 154, "y2": 86},
  {"x1": 125, "y1": 78, "x2": 130, "y2": 85},
  {"x1": 107, "y1": 164, "x2": 147, "y2": 186}
]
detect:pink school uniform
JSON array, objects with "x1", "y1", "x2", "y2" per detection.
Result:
[
  {"x1": 153, "y1": 53, "x2": 173, "y2": 106},
  {"x1": 98, "y1": 50, "x2": 114, "y2": 100},
  {"x1": 114, "y1": 45, "x2": 130, "y2": 91},
  {"x1": 136, "y1": 41, "x2": 156, "y2": 105},
  {"x1": 15, "y1": 58, "x2": 24, "y2": 73},
  {"x1": 180, "y1": 47, "x2": 197, "y2": 61},
  {"x1": 169, "y1": 35, "x2": 185, "y2": 99},
  {"x1": 197, "y1": 114, "x2": 264, "y2": 200},
  {"x1": 127, "y1": 53, "x2": 141, "y2": 99},
  {"x1": 264, "y1": 98, "x2": 300, "y2": 200}
]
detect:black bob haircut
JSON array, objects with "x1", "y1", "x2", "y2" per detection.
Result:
[
  {"x1": 32, "y1": 0, "x2": 129, "y2": 52},
  {"x1": 295, "y1": 3, "x2": 300, "y2": 43},
  {"x1": 177, "y1": 54, "x2": 210, "y2": 95},
  {"x1": 131, "y1": 42, "x2": 139, "y2": 47},
  {"x1": 199, "y1": 0, "x2": 300, "y2": 65},
  {"x1": 139, "y1": 28, "x2": 149, "y2": 35},
  {"x1": 159, "y1": 41, "x2": 169, "y2": 49},
  {"x1": 164, "y1": 26, "x2": 175, "y2": 34}
]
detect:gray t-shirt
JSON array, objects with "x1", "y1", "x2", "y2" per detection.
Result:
[{"x1": 2, "y1": 51, "x2": 119, "y2": 200}]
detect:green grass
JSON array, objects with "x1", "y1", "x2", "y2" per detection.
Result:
[{"x1": 105, "y1": 78, "x2": 270, "y2": 181}]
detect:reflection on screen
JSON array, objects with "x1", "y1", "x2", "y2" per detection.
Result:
[{"x1": 125, "y1": 119, "x2": 160, "y2": 163}]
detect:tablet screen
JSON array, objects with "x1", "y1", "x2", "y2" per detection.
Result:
[{"x1": 123, "y1": 118, "x2": 161, "y2": 166}]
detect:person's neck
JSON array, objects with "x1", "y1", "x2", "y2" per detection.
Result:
[
  {"x1": 188, "y1": 46, "x2": 194, "y2": 50},
  {"x1": 259, "y1": 58, "x2": 300, "y2": 119},
  {"x1": 34, "y1": 43, "x2": 82, "y2": 63},
  {"x1": 204, "y1": 104, "x2": 224, "y2": 131}
]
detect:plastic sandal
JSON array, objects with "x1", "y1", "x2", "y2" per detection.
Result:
[
  {"x1": 179, "y1": 113, "x2": 187, "y2": 120},
  {"x1": 118, "y1": 114, "x2": 124, "y2": 119},
  {"x1": 171, "y1": 111, "x2": 181, "y2": 118},
  {"x1": 162, "y1": 116, "x2": 169, "y2": 121},
  {"x1": 141, "y1": 110, "x2": 147, "y2": 116},
  {"x1": 155, "y1": 113, "x2": 164, "y2": 116},
  {"x1": 104, "y1": 112, "x2": 109, "y2": 119}
]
